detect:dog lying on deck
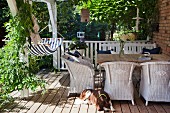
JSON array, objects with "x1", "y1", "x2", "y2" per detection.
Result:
[{"x1": 79, "y1": 89, "x2": 115, "y2": 112}]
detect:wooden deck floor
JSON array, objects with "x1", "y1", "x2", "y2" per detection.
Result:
[{"x1": 1, "y1": 70, "x2": 170, "y2": 113}]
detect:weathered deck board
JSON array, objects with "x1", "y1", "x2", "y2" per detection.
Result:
[
  {"x1": 120, "y1": 101, "x2": 131, "y2": 113},
  {"x1": 162, "y1": 103, "x2": 170, "y2": 113},
  {"x1": 70, "y1": 99, "x2": 81, "y2": 113},
  {"x1": 87, "y1": 104, "x2": 97, "y2": 113},
  {"x1": 1, "y1": 70, "x2": 170, "y2": 113},
  {"x1": 9, "y1": 71, "x2": 57, "y2": 113},
  {"x1": 113, "y1": 101, "x2": 122, "y2": 113},
  {"x1": 153, "y1": 104, "x2": 166, "y2": 113},
  {"x1": 61, "y1": 96, "x2": 75, "y2": 113},
  {"x1": 52, "y1": 87, "x2": 69, "y2": 113},
  {"x1": 134, "y1": 88, "x2": 149, "y2": 113},
  {"x1": 35, "y1": 75, "x2": 69, "y2": 113},
  {"x1": 16, "y1": 72, "x2": 60, "y2": 113},
  {"x1": 128, "y1": 101, "x2": 140, "y2": 113},
  {"x1": 79, "y1": 103, "x2": 89, "y2": 113}
]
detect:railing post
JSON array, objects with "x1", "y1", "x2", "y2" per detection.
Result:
[{"x1": 53, "y1": 40, "x2": 151, "y2": 70}]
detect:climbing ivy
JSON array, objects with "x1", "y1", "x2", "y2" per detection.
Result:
[{"x1": 0, "y1": 1, "x2": 46, "y2": 109}]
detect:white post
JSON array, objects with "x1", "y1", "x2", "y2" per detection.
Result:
[
  {"x1": 53, "y1": 1, "x2": 57, "y2": 38},
  {"x1": 136, "y1": 8, "x2": 139, "y2": 31},
  {"x1": 6, "y1": 0, "x2": 18, "y2": 16},
  {"x1": 20, "y1": 88, "x2": 29, "y2": 98},
  {"x1": 132, "y1": 7, "x2": 143, "y2": 31}
]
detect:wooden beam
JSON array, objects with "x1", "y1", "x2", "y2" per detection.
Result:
[
  {"x1": 6, "y1": 0, "x2": 18, "y2": 16},
  {"x1": 7, "y1": 0, "x2": 57, "y2": 38}
]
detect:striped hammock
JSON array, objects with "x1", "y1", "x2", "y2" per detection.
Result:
[{"x1": 28, "y1": 38, "x2": 63, "y2": 56}]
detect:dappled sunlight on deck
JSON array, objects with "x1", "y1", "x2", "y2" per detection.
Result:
[{"x1": 1, "y1": 70, "x2": 170, "y2": 113}]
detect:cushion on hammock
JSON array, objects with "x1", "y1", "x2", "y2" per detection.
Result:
[{"x1": 142, "y1": 47, "x2": 161, "y2": 54}]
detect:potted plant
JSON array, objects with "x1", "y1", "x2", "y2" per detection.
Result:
[
  {"x1": 113, "y1": 30, "x2": 136, "y2": 57},
  {"x1": 68, "y1": 38, "x2": 88, "y2": 55}
]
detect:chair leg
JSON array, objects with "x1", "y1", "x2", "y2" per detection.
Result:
[
  {"x1": 145, "y1": 101, "x2": 148, "y2": 106},
  {"x1": 131, "y1": 100, "x2": 135, "y2": 105}
]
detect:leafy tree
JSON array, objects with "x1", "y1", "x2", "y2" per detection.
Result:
[
  {"x1": 55, "y1": 1, "x2": 108, "y2": 40},
  {"x1": 137, "y1": 0, "x2": 159, "y2": 39},
  {"x1": 32, "y1": 2, "x2": 52, "y2": 38},
  {"x1": 0, "y1": 0, "x2": 10, "y2": 47},
  {"x1": 81, "y1": 0, "x2": 136, "y2": 38},
  {"x1": 74, "y1": 0, "x2": 158, "y2": 40},
  {"x1": 0, "y1": 0, "x2": 10, "y2": 26}
]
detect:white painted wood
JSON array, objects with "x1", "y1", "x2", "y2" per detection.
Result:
[
  {"x1": 86, "y1": 42, "x2": 90, "y2": 58},
  {"x1": 57, "y1": 47, "x2": 61, "y2": 71},
  {"x1": 9, "y1": 0, "x2": 57, "y2": 39},
  {"x1": 7, "y1": 0, "x2": 18, "y2": 16},
  {"x1": 90, "y1": 42, "x2": 93, "y2": 61},
  {"x1": 99, "y1": 42, "x2": 102, "y2": 50},
  {"x1": 53, "y1": 40, "x2": 156, "y2": 70},
  {"x1": 133, "y1": 7, "x2": 143, "y2": 31},
  {"x1": 94, "y1": 42, "x2": 98, "y2": 66},
  {"x1": 32, "y1": 0, "x2": 57, "y2": 39},
  {"x1": 53, "y1": 51, "x2": 58, "y2": 69},
  {"x1": 20, "y1": 88, "x2": 29, "y2": 98},
  {"x1": 101, "y1": 42, "x2": 156, "y2": 54},
  {"x1": 45, "y1": 1, "x2": 57, "y2": 38}
]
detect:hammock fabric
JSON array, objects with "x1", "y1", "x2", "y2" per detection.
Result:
[{"x1": 28, "y1": 38, "x2": 63, "y2": 56}]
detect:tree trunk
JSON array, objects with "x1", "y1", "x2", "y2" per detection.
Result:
[{"x1": 110, "y1": 22, "x2": 116, "y2": 40}]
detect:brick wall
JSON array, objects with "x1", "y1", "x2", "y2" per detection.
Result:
[{"x1": 153, "y1": 0, "x2": 170, "y2": 56}]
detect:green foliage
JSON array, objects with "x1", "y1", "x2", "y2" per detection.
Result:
[
  {"x1": 87, "y1": 0, "x2": 136, "y2": 24},
  {"x1": 38, "y1": 55, "x2": 53, "y2": 69},
  {"x1": 69, "y1": 38, "x2": 88, "y2": 50},
  {"x1": 29, "y1": 56, "x2": 40, "y2": 74},
  {"x1": 31, "y1": 0, "x2": 157, "y2": 40},
  {"x1": 86, "y1": 0, "x2": 158, "y2": 39},
  {"x1": 0, "y1": 1, "x2": 46, "y2": 109},
  {"x1": 0, "y1": 0, "x2": 10, "y2": 26},
  {"x1": 56, "y1": 1, "x2": 109, "y2": 40},
  {"x1": 0, "y1": 93, "x2": 14, "y2": 110},
  {"x1": 137, "y1": 0, "x2": 159, "y2": 39},
  {"x1": 32, "y1": 2, "x2": 52, "y2": 38},
  {"x1": 29, "y1": 55, "x2": 53, "y2": 73},
  {"x1": 27, "y1": 1, "x2": 109, "y2": 40}
]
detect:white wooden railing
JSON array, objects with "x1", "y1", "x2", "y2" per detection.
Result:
[{"x1": 53, "y1": 40, "x2": 156, "y2": 70}]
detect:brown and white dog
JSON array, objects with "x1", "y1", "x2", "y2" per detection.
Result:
[{"x1": 79, "y1": 89, "x2": 115, "y2": 112}]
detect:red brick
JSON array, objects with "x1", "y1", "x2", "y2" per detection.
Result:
[
  {"x1": 166, "y1": 46, "x2": 170, "y2": 52},
  {"x1": 153, "y1": 0, "x2": 170, "y2": 55}
]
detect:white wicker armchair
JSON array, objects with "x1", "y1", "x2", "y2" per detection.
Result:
[
  {"x1": 61, "y1": 55, "x2": 95, "y2": 95},
  {"x1": 139, "y1": 61, "x2": 170, "y2": 106},
  {"x1": 101, "y1": 62, "x2": 138, "y2": 105}
]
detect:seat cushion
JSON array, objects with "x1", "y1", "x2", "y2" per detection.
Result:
[
  {"x1": 67, "y1": 51, "x2": 82, "y2": 58},
  {"x1": 67, "y1": 56, "x2": 79, "y2": 62},
  {"x1": 97, "y1": 50, "x2": 111, "y2": 54},
  {"x1": 142, "y1": 47, "x2": 161, "y2": 54},
  {"x1": 74, "y1": 50, "x2": 82, "y2": 56}
]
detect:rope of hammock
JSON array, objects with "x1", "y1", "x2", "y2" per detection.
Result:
[{"x1": 28, "y1": 15, "x2": 63, "y2": 56}]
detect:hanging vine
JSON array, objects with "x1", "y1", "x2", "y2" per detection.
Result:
[{"x1": 0, "y1": 0, "x2": 46, "y2": 109}]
